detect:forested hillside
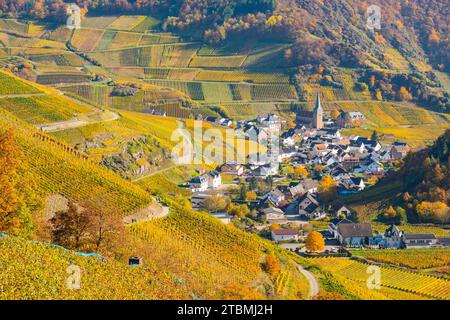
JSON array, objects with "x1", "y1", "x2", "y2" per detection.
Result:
[
  {"x1": 347, "y1": 130, "x2": 449, "y2": 225},
  {"x1": 1, "y1": 0, "x2": 448, "y2": 112},
  {"x1": 2, "y1": 0, "x2": 448, "y2": 70},
  {"x1": 395, "y1": 130, "x2": 449, "y2": 223}
]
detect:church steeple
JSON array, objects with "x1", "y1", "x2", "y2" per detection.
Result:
[
  {"x1": 314, "y1": 92, "x2": 322, "y2": 113},
  {"x1": 313, "y1": 92, "x2": 323, "y2": 129}
]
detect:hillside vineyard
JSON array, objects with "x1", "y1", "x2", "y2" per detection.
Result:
[{"x1": 0, "y1": 0, "x2": 449, "y2": 306}]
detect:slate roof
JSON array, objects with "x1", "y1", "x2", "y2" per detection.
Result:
[
  {"x1": 272, "y1": 228, "x2": 298, "y2": 236},
  {"x1": 403, "y1": 233, "x2": 437, "y2": 240},
  {"x1": 438, "y1": 237, "x2": 450, "y2": 246},
  {"x1": 298, "y1": 192, "x2": 319, "y2": 206},
  {"x1": 337, "y1": 223, "x2": 372, "y2": 238},
  {"x1": 329, "y1": 218, "x2": 354, "y2": 227}
]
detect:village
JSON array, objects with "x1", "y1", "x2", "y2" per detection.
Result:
[{"x1": 184, "y1": 95, "x2": 449, "y2": 254}]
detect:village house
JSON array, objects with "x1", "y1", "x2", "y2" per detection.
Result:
[
  {"x1": 332, "y1": 203, "x2": 352, "y2": 218},
  {"x1": 295, "y1": 179, "x2": 319, "y2": 195},
  {"x1": 211, "y1": 212, "x2": 231, "y2": 224},
  {"x1": 336, "y1": 223, "x2": 373, "y2": 246},
  {"x1": 188, "y1": 171, "x2": 221, "y2": 191},
  {"x1": 244, "y1": 125, "x2": 268, "y2": 143},
  {"x1": 206, "y1": 170, "x2": 222, "y2": 189},
  {"x1": 336, "y1": 111, "x2": 365, "y2": 128},
  {"x1": 338, "y1": 177, "x2": 365, "y2": 193},
  {"x1": 281, "y1": 129, "x2": 298, "y2": 146},
  {"x1": 278, "y1": 147, "x2": 299, "y2": 161},
  {"x1": 391, "y1": 144, "x2": 411, "y2": 160},
  {"x1": 383, "y1": 224, "x2": 403, "y2": 248},
  {"x1": 438, "y1": 237, "x2": 450, "y2": 247},
  {"x1": 251, "y1": 163, "x2": 279, "y2": 177},
  {"x1": 257, "y1": 113, "x2": 282, "y2": 132},
  {"x1": 205, "y1": 116, "x2": 217, "y2": 123},
  {"x1": 189, "y1": 194, "x2": 210, "y2": 209},
  {"x1": 328, "y1": 218, "x2": 354, "y2": 238},
  {"x1": 262, "y1": 207, "x2": 285, "y2": 220},
  {"x1": 402, "y1": 233, "x2": 438, "y2": 248},
  {"x1": 188, "y1": 175, "x2": 208, "y2": 192},
  {"x1": 297, "y1": 192, "x2": 325, "y2": 220},
  {"x1": 217, "y1": 117, "x2": 233, "y2": 127},
  {"x1": 219, "y1": 161, "x2": 244, "y2": 175},
  {"x1": 149, "y1": 109, "x2": 166, "y2": 117},
  {"x1": 265, "y1": 188, "x2": 286, "y2": 206},
  {"x1": 354, "y1": 160, "x2": 384, "y2": 174},
  {"x1": 271, "y1": 228, "x2": 300, "y2": 242}
]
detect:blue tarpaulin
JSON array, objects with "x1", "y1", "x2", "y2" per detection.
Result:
[{"x1": 3, "y1": 233, "x2": 104, "y2": 260}]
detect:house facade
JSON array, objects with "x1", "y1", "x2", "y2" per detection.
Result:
[
  {"x1": 220, "y1": 162, "x2": 244, "y2": 175},
  {"x1": 271, "y1": 229, "x2": 299, "y2": 242},
  {"x1": 336, "y1": 223, "x2": 373, "y2": 246},
  {"x1": 402, "y1": 233, "x2": 438, "y2": 248},
  {"x1": 188, "y1": 175, "x2": 208, "y2": 192},
  {"x1": 206, "y1": 170, "x2": 222, "y2": 189}
]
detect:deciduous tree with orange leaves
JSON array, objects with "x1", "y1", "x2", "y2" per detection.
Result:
[
  {"x1": 306, "y1": 231, "x2": 325, "y2": 253},
  {"x1": 294, "y1": 166, "x2": 308, "y2": 179},
  {"x1": 318, "y1": 174, "x2": 337, "y2": 202},
  {"x1": 263, "y1": 254, "x2": 281, "y2": 276}
]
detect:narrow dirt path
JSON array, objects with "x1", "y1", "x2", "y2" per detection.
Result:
[
  {"x1": 0, "y1": 93, "x2": 48, "y2": 98},
  {"x1": 123, "y1": 199, "x2": 170, "y2": 224},
  {"x1": 38, "y1": 110, "x2": 120, "y2": 132},
  {"x1": 297, "y1": 265, "x2": 320, "y2": 299}
]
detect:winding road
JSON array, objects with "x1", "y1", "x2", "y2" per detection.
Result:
[{"x1": 297, "y1": 265, "x2": 320, "y2": 299}]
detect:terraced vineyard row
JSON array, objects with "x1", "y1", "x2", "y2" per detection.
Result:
[
  {"x1": 0, "y1": 236, "x2": 189, "y2": 299},
  {"x1": 36, "y1": 73, "x2": 91, "y2": 85},
  {"x1": 0, "y1": 108, "x2": 153, "y2": 215},
  {"x1": 0, "y1": 70, "x2": 42, "y2": 94},
  {"x1": 129, "y1": 203, "x2": 265, "y2": 297},
  {"x1": 91, "y1": 44, "x2": 197, "y2": 68},
  {"x1": 29, "y1": 53, "x2": 85, "y2": 67},
  {"x1": 146, "y1": 79, "x2": 297, "y2": 102},
  {"x1": 323, "y1": 101, "x2": 447, "y2": 127},
  {"x1": 353, "y1": 248, "x2": 450, "y2": 269},
  {"x1": 315, "y1": 258, "x2": 450, "y2": 300},
  {"x1": 0, "y1": 94, "x2": 91, "y2": 124}
]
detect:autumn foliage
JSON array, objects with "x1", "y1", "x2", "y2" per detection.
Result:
[
  {"x1": 306, "y1": 231, "x2": 325, "y2": 253},
  {"x1": 263, "y1": 254, "x2": 281, "y2": 276},
  {"x1": 0, "y1": 128, "x2": 22, "y2": 232},
  {"x1": 318, "y1": 174, "x2": 337, "y2": 202}
]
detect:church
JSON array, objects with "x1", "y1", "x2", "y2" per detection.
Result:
[{"x1": 296, "y1": 93, "x2": 323, "y2": 129}]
